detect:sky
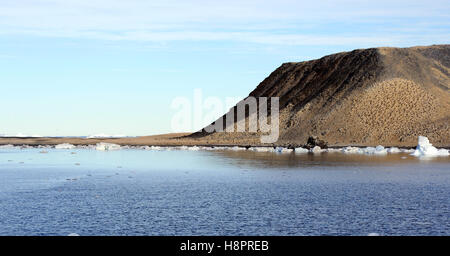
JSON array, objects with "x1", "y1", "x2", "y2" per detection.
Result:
[{"x1": 1, "y1": 0, "x2": 449, "y2": 136}]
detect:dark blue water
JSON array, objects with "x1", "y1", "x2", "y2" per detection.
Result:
[{"x1": 0, "y1": 148, "x2": 449, "y2": 235}]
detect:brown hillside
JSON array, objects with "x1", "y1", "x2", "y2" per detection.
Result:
[{"x1": 194, "y1": 45, "x2": 450, "y2": 147}]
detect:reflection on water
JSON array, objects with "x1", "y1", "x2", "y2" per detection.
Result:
[
  {"x1": 212, "y1": 149, "x2": 450, "y2": 168},
  {"x1": 0, "y1": 148, "x2": 449, "y2": 236}
]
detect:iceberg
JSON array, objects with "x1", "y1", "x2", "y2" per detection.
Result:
[
  {"x1": 95, "y1": 142, "x2": 121, "y2": 151},
  {"x1": 411, "y1": 136, "x2": 449, "y2": 157},
  {"x1": 55, "y1": 143, "x2": 76, "y2": 149}
]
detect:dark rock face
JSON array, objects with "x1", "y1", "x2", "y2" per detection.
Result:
[{"x1": 305, "y1": 136, "x2": 328, "y2": 149}]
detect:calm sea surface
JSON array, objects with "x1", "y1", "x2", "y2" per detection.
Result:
[{"x1": 0, "y1": 148, "x2": 449, "y2": 236}]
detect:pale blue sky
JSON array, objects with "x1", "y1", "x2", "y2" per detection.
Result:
[{"x1": 1, "y1": 0, "x2": 449, "y2": 136}]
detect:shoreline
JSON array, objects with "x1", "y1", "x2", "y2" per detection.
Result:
[{"x1": 0, "y1": 134, "x2": 448, "y2": 149}]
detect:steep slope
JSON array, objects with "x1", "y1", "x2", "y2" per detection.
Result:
[{"x1": 194, "y1": 45, "x2": 450, "y2": 147}]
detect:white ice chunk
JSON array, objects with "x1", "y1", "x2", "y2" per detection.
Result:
[
  {"x1": 230, "y1": 146, "x2": 246, "y2": 151},
  {"x1": 363, "y1": 147, "x2": 376, "y2": 154},
  {"x1": 294, "y1": 147, "x2": 309, "y2": 154},
  {"x1": 341, "y1": 146, "x2": 364, "y2": 154},
  {"x1": 249, "y1": 147, "x2": 274, "y2": 152},
  {"x1": 0, "y1": 144, "x2": 16, "y2": 149},
  {"x1": 55, "y1": 143, "x2": 76, "y2": 149},
  {"x1": 411, "y1": 136, "x2": 449, "y2": 157},
  {"x1": 387, "y1": 147, "x2": 401, "y2": 153},
  {"x1": 374, "y1": 145, "x2": 388, "y2": 154},
  {"x1": 95, "y1": 142, "x2": 121, "y2": 151},
  {"x1": 310, "y1": 146, "x2": 322, "y2": 154},
  {"x1": 275, "y1": 147, "x2": 293, "y2": 153}
]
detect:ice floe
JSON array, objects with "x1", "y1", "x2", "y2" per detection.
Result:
[
  {"x1": 275, "y1": 147, "x2": 293, "y2": 153},
  {"x1": 1, "y1": 137, "x2": 447, "y2": 157},
  {"x1": 249, "y1": 147, "x2": 274, "y2": 152},
  {"x1": 310, "y1": 146, "x2": 323, "y2": 154},
  {"x1": 95, "y1": 143, "x2": 121, "y2": 151},
  {"x1": 387, "y1": 147, "x2": 401, "y2": 153},
  {"x1": 294, "y1": 147, "x2": 309, "y2": 154},
  {"x1": 363, "y1": 145, "x2": 388, "y2": 155},
  {"x1": 341, "y1": 146, "x2": 364, "y2": 154},
  {"x1": 0, "y1": 144, "x2": 16, "y2": 149},
  {"x1": 55, "y1": 143, "x2": 76, "y2": 149},
  {"x1": 341, "y1": 145, "x2": 399, "y2": 155},
  {"x1": 411, "y1": 136, "x2": 449, "y2": 157}
]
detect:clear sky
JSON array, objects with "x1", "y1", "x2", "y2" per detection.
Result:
[{"x1": 1, "y1": 0, "x2": 449, "y2": 136}]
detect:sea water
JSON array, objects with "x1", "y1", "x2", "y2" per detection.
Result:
[{"x1": 0, "y1": 147, "x2": 449, "y2": 235}]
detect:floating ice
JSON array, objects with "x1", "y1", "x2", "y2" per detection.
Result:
[
  {"x1": 374, "y1": 145, "x2": 388, "y2": 154},
  {"x1": 294, "y1": 147, "x2": 309, "y2": 154},
  {"x1": 0, "y1": 144, "x2": 16, "y2": 149},
  {"x1": 95, "y1": 143, "x2": 121, "y2": 151},
  {"x1": 275, "y1": 147, "x2": 293, "y2": 153},
  {"x1": 341, "y1": 146, "x2": 364, "y2": 154},
  {"x1": 387, "y1": 147, "x2": 401, "y2": 153},
  {"x1": 325, "y1": 148, "x2": 341, "y2": 153},
  {"x1": 188, "y1": 146, "x2": 200, "y2": 151},
  {"x1": 310, "y1": 146, "x2": 322, "y2": 154},
  {"x1": 210, "y1": 146, "x2": 228, "y2": 151},
  {"x1": 411, "y1": 136, "x2": 449, "y2": 157},
  {"x1": 249, "y1": 147, "x2": 271, "y2": 152},
  {"x1": 55, "y1": 143, "x2": 75, "y2": 149}
]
